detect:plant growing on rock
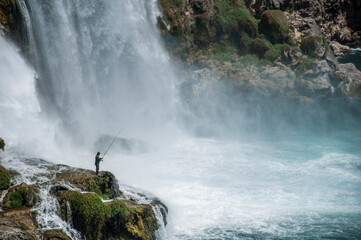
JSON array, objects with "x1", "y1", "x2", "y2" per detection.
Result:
[{"x1": 0, "y1": 167, "x2": 10, "y2": 190}]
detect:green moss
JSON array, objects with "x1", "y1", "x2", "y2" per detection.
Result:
[
  {"x1": 62, "y1": 192, "x2": 106, "y2": 240},
  {"x1": 0, "y1": 168, "x2": 10, "y2": 190},
  {"x1": 0, "y1": 138, "x2": 4, "y2": 151},
  {"x1": 300, "y1": 35, "x2": 326, "y2": 58},
  {"x1": 295, "y1": 57, "x2": 316, "y2": 73},
  {"x1": 162, "y1": 0, "x2": 183, "y2": 7},
  {"x1": 239, "y1": 31, "x2": 253, "y2": 54},
  {"x1": 210, "y1": 40, "x2": 237, "y2": 61},
  {"x1": 252, "y1": 38, "x2": 271, "y2": 58},
  {"x1": 259, "y1": 10, "x2": 289, "y2": 44},
  {"x1": 214, "y1": 0, "x2": 258, "y2": 37},
  {"x1": 59, "y1": 191, "x2": 156, "y2": 240},
  {"x1": 264, "y1": 45, "x2": 281, "y2": 62},
  {"x1": 9, "y1": 187, "x2": 27, "y2": 208},
  {"x1": 102, "y1": 194, "x2": 109, "y2": 200}
]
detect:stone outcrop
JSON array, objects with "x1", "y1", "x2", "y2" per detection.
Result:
[
  {"x1": 259, "y1": 10, "x2": 289, "y2": 44},
  {"x1": 0, "y1": 160, "x2": 164, "y2": 240},
  {"x1": 54, "y1": 169, "x2": 120, "y2": 199}
]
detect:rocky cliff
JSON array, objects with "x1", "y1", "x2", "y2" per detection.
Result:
[
  {"x1": 0, "y1": 156, "x2": 165, "y2": 240},
  {"x1": 158, "y1": 0, "x2": 361, "y2": 103}
]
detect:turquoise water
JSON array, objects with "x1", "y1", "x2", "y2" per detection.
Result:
[
  {"x1": 106, "y1": 131, "x2": 361, "y2": 239},
  {"x1": 338, "y1": 48, "x2": 361, "y2": 71}
]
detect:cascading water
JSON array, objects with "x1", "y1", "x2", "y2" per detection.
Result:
[
  {"x1": 27, "y1": 0, "x2": 178, "y2": 146},
  {"x1": 1, "y1": 0, "x2": 361, "y2": 240}
]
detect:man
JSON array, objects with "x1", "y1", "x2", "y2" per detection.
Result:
[{"x1": 95, "y1": 152, "x2": 103, "y2": 175}]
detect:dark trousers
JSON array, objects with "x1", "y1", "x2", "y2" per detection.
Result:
[{"x1": 95, "y1": 163, "x2": 99, "y2": 175}]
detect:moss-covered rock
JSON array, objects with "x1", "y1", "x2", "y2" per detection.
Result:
[
  {"x1": 252, "y1": 38, "x2": 271, "y2": 58},
  {"x1": 0, "y1": 137, "x2": 5, "y2": 151},
  {"x1": 55, "y1": 190, "x2": 157, "y2": 240},
  {"x1": 259, "y1": 10, "x2": 289, "y2": 44},
  {"x1": 300, "y1": 35, "x2": 326, "y2": 58},
  {"x1": 0, "y1": 167, "x2": 10, "y2": 190},
  {"x1": 55, "y1": 170, "x2": 120, "y2": 199},
  {"x1": 2, "y1": 183, "x2": 39, "y2": 210}
]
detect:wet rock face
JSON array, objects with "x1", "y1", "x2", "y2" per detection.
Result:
[{"x1": 0, "y1": 0, "x2": 30, "y2": 56}]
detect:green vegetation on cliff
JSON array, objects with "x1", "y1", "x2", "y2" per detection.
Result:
[
  {"x1": 8, "y1": 187, "x2": 27, "y2": 208},
  {"x1": 0, "y1": 167, "x2": 10, "y2": 190},
  {"x1": 214, "y1": 0, "x2": 258, "y2": 37}
]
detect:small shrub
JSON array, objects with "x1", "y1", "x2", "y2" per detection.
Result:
[
  {"x1": 295, "y1": 57, "x2": 316, "y2": 73},
  {"x1": 0, "y1": 168, "x2": 10, "y2": 190},
  {"x1": 210, "y1": 40, "x2": 237, "y2": 61},
  {"x1": 214, "y1": 0, "x2": 258, "y2": 37},
  {"x1": 264, "y1": 46, "x2": 281, "y2": 62},
  {"x1": 9, "y1": 187, "x2": 27, "y2": 208}
]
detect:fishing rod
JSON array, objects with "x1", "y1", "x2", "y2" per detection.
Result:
[{"x1": 102, "y1": 128, "x2": 123, "y2": 158}]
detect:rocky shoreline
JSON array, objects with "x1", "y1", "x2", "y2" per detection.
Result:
[{"x1": 0, "y1": 150, "x2": 166, "y2": 240}]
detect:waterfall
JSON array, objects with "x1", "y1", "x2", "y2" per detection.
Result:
[{"x1": 25, "y1": 0, "x2": 179, "y2": 146}]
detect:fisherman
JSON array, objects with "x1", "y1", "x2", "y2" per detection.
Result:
[{"x1": 95, "y1": 152, "x2": 103, "y2": 175}]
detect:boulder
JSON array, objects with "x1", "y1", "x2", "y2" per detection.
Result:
[
  {"x1": 259, "y1": 10, "x2": 289, "y2": 44},
  {"x1": 335, "y1": 63, "x2": 361, "y2": 98},
  {"x1": 330, "y1": 41, "x2": 351, "y2": 56},
  {"x1": 300, "y1": 35, "x2": 326, "y2": 58}
]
